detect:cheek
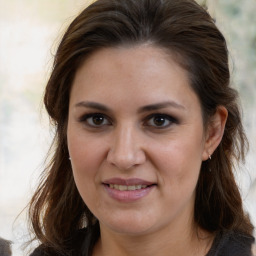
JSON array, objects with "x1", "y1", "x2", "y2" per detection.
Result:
[
  {"x1": 67, "y1": 131, "x2": 106, "y2": 191},
  {"x1": 68, "y1": 136, "x2": 106, "y2": 211},
  {"x1": 68, "y1": 130, "x2": 104, "y2": 168},
  {"x1": 151, "y1": 134, "x2": 204, "y2": 189}
]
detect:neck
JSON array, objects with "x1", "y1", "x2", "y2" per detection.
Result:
[{"x1": 92, "y1": 220, "x2": 214, "y2": 256}]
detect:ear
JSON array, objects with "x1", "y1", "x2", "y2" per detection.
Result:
[{"x1": 202, "y1": 106, "x2": 228, "y2": 161}]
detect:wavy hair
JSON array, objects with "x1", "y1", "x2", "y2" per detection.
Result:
[{"x1": 28, "y1": 0, "x2": 254, "y2": 254}]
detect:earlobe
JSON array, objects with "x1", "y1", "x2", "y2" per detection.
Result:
[{"x1": 202, "y1": 106, "x2": 228, "y2": 161}]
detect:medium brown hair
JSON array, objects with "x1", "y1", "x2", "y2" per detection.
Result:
[{"x1": 28, "y1": 0, "x2": 254, "y2": 254}]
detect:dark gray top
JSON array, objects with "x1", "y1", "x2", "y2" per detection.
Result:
[
  {"x1": 30, "y1": 228, "x2": 255, "y2": 256},
  {"x1": 206, "y1": 230, "x2": 254, "y2": 256}
]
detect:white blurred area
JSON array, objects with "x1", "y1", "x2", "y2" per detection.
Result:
[
  {"x1": 0, "y1": 1, "x2": 92, "y2": 255},
  {"x1": 0, "y1": 1, "x2": 255, "y2": 255}
]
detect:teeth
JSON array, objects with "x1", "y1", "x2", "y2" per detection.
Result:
[
  {"x1": 109, "y1": 184, "x2": 148, "y2": 191},
  {"x1": 119, "y1": 185, "x2": 127, "y2": 191},
  {"x1": 128, "y1": 185, "x2": 136, "y2": 190}
]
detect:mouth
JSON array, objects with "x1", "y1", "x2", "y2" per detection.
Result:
[
  {"x1": 102, "y1": 178, "x2": 156, "y2": 202},
  {"x1": 107, "y1": 184, "x2": 151, "y2": 191}
]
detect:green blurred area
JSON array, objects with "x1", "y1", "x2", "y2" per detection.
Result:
[
  {"x1": 217, "y1": 0, "x2": 256, "y2": 107},
  {"x1": 197, "y1": 0, "x2": 256, "y2": 108}
]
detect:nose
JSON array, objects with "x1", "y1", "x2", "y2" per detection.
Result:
[{"x1": 106, "y1": 125, "x2": 146, "y2": 170}]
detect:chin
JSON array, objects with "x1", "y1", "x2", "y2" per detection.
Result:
[
  {"x1": 108, "y1": 225, "x2": 153, "y2": 236},
  {"x1": 99, "y1": 214, "x2": 157, "y2": 236}
]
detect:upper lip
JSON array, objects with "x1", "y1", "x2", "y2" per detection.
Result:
[{"x1": 102, "y1": 178, "x2": 155, "y2": 186}]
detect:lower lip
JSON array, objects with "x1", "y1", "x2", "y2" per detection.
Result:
[{"x1": 103, "y1": 184, "x2": 155, "y2": 202}]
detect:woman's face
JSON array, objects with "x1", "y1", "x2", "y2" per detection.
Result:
[{"x1": 67, "y1": 45, "x2": 210, "y2": 236}]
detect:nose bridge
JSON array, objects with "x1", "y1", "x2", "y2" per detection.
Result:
[
  {"x1": 117, "y1": 123, "x2": 133, "y2": 149},
  {"x1": 107, "y1": 122, "x2": 145, "y2": 170}
]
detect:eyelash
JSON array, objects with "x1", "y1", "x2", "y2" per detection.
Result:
[
  {"x1": 79, "y1": 113, "x2": 112, "y2": 128},
  {"x1": 78, "y1": 113, "x2": 178, "y2": 129},
  {"x1": 143, "y1": 113, "x2": 178, "y2": 129}
]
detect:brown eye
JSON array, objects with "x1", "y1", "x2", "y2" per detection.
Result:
[
  {"x1": 145, "y1": 114, "x2": 177, "y2": 128},
  {"x1": 92, "y1": 115, "x2": 105, "y2": 125},
  {"x1": 153, "y1": 116, "x2": 167, "y2": 126},
  {"x1": 81, "y1": 113, "x2": 111, "y2": 127}
]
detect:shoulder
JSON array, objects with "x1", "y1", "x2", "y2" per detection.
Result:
[
  {"x1": 29, "y1": 228, "x2": 90, "y2": 256},
  {"x1": 207, "y1": 230, "x2": 255, "y2": 256},
  {"x1": 29, "y1": 245, "x2": 62, "y2": 256},
  {"x1": 29, "y1": 246, "x2": 47, "y2": 256}
]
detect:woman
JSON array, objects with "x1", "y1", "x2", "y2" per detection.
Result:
[{"x1": 28, "y1": 0, "x2": 255, "y2": 255}]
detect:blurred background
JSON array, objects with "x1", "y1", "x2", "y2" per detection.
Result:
[{"x1": 0, "y1": 0, "x2": 255, "y2": 255}]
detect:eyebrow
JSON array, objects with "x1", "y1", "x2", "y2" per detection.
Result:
[
  {"x1": 75, "y1": 101, "x2": 110, "y2": 111},
  {"x1": 138, "y1": 101, "x2": 185, "y2": 113},
  {"x1": 75, "y1": 100, "x2": 185, "y2": 113}
]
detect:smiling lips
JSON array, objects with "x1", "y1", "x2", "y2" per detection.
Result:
[
  {"x1": 109, "y1": 184, "x2": 148, "y2": 191},
  {"x1": 103, "y1": 178, "x2": 155, "y2": 202}
]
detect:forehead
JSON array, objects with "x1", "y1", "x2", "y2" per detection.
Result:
[{"x1": 70, "y1": 45, "x2": 200, "y2": 113}]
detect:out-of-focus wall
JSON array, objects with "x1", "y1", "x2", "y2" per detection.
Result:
[
  {"x1": 0, "y1": 1, "x2": 255, "y2": 255},
  {"x1": 0, "y1": 1, "x2": 92, "y2": 255},
  {"x1": 210, "y1": 0, "x2": 256, "y2": 233}
]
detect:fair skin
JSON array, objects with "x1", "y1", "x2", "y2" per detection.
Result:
[{"x1": 67, "y1": 45, "x2": 228, "y2": 256}]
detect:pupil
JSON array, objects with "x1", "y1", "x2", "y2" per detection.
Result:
[
  {"x1": 154, "y1": 117, "x2": 165, "y2": 126},
  {"x1": 93, "y1": 116, "x2": 104, "y2": 125}
]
